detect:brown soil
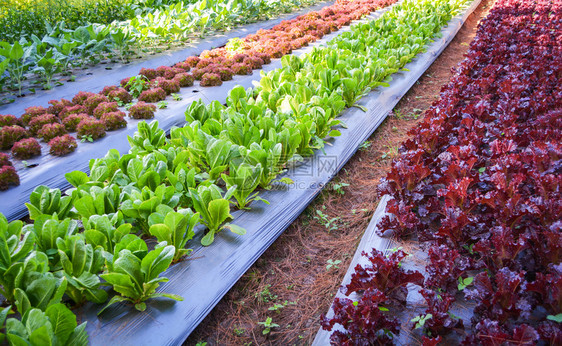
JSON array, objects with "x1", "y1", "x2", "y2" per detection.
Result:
[{"x1": 185, "y1": 1, "x2": 494, "y2": 345}]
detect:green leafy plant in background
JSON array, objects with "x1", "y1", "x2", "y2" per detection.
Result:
[
  {"x1": 258, "y1": 317, "x2": 279, "y2": 335},
  {"x1": 0, "y1": 41, "x2": 33, "y2": 95},
  {"x1": 99, "y1": 245, "x2": 182, "y2": 313},
  {"x1": 125, "y1": 75, "x2": 150, "y2": 98}
]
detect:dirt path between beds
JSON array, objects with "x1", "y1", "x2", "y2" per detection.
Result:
[{"x1": 185, "y1": 1, "x2": 495, "y2": 344}]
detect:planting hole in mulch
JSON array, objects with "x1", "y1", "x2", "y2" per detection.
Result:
[{"x1": 185, "y1": 1, "x2": 495, "y2": 344}]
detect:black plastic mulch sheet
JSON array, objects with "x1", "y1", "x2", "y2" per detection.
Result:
[
  {"x1": 0, "y1": 1, "x2": 341, "y2": 221},
  {"x1": 313, "y1": 1, "x2": 482, "y2": 345},
  {"x1": 78, "y1": 1, "x2": 481, "y2": 344}
]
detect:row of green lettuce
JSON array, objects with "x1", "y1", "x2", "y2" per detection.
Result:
[
  {"x1": 0, "y1": 0, "x2": 317, "y2": 94},
  {"x1": 0, "y1": 0, "x2": 469, "y2": 344}
]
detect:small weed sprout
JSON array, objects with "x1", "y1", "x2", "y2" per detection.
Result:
[
  {"x1": 326, "y1": 259, "x2": 342, "y2": 271},
  {"x1": 258, "y1": 317, "x2": 279, "y2": 335}
]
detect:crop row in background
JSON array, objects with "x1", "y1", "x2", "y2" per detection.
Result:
[{"x1": 0, "y1": 0, "x2": 318, "y2": 98}]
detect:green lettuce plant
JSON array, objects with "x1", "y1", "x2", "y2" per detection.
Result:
[
  {"x1": 188, "y1": 184, "x2": 245, "y2": 246},
  {"x1": 99, "y1": 245, "x2": 182, "y2": 313},
  {"x1": 221, "y1": 163, "x2": 268, "y2": 210},
  {"x1": 0, "y1": 215, "x2": 35, "y2": 303},
  {"x1": 83, "y1": 213, "x2": 133, "y2": 255},
  {"x1": 6, "y1": 304, "x2": 88, "y2": 346},
  {"x1": 148, "y1": 208, "x2": 200, "y2": 262},
  {"x1": 25, "y1": 186, "x2": 75, "y2": 221},
  {"x1": 56, "y1": 235, "x2": 107, "y2": 304}
]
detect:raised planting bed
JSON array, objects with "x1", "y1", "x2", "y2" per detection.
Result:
[
  {"x1": 0, "y1": 0, "x2": 401, "y2": 221},
  {"x1": 0, "y1": 0, "x2": 480, "y2": 344},
  {"x1": 317, "y1": 0, "x2": 561, "y2": 344}
]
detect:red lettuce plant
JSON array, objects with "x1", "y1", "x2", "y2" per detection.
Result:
[
  {"x1": 72, "y1": 91, "x2": 97, "y2": 105},
  {"x1": 231, "y1": 63, "x2": 252, "y2": 75},
  {"x1": 424, "y1": 245, "x2": 471, "y2": 292},
  {"x1": 38, "y1": 123, "x2": 67, "y2": 142},
  {"x1": 0, "y1": 153, "x2": 11, "y2": 167},
  {"x1": 183, "y1": 56, "x2": 200, "y2": 68},
  {"x1": 101, "y1": 111, "x2": 127, "y2": 131},
  {"x1": 28, "y1": 114, "x2": 59, "y2": 135},
  {"x1": 128, "y1": 102, "x2": 156, "y2": 119},
  {"x1": 155, "y1": 66, "x2": 183, "y2": 79},
  {"x1": 0, "y1": 114, "x2": 18, "y2": 127},
  {"x1": 46, "y1": 99, "x2": 73, "y2": 116},
  {"x1": 120, "y1": 77, "x2": 131, "y2": 89},
  {"x1": 214, "y1": 67, "x2": 234, "y2": 81},
  {"x1": 138, "y1": 88, "x2": 167, "y2": 103},
  {"x1": 107, "y1": 88, "x2": 133, "y2": 104},
  {"x1": 173, "y1": 73, "x2": 194, "y2": 87},
  {"x1": 231, "y1": 54, "x2": 247, "y2": 63},
  {"x1": 374, "y1": 0, "x2": 561, "y2": 342},
  {"x1": 20, "y1": 106, "x2": 47, "y2": 126},
  {"x1": 0, "y1": 125, "x2": 29, "y2": 149},
  {"x1": 154, "y1": 77, "x2": 180, "y2": 94},
  {"x1": 0, "y1": 166, "x2": 19, "y2": 190},
  {"x1": 62, "y1": 113, "x2": 90, "y2": 132},
  {"x1": 345, "y1": 249, "x2": 424, "y2": 303},
  {"x1": 174, "y1": 61, "x2": 191, "y2": 72},
  {"x1": 243, "y1": 56, "x2": 263, "y2": 69},
  {"x1": 48, "y1": 134, "x2": 78, "y2": 156},
  {"x1": 77, "y1": 118, "x2": 106, "y2": 140},
  {"x1": 83, "y1": 94, "x2": 109, "y2": 115},
  {"x1": 321, "y1": 288, "x2": 399, "y2": 345},
  {"x1": 200, "y1": 73, "x2": 222, "y2": 87},
  {"x1": 195, "y1": 58, "x2": 213, "y2": 69},
  {"x1": 139, "y1": 68, "x2": 158, "y2": 80},
  {"x1": 101, "y1": 85, "x2": 119, "y2": 96},
  {"x1": 11, "y1": 138, "x2": 41, "y2": 159},
  {"x1": 191, "y1": 68, "x2": 205, "y2": 80},
  {"x1": 418, "y1": 289, "x2": 463, "y2": 335},
  {"x1": 59, "y1": 105, "x2": 87, "y2": 119},
  {"x1": 93, "y1": 102, "x2": 119, "y2": 119}
]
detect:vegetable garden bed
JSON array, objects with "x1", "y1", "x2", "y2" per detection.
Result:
[
  {"x1": 0, "y1": 0, "x2": 401, "y2": 222},
  {"x1": 316, "y1": 0, "x2": 561, "y2": 344},
  {"x1": 0, "y1": 0, "x2": 484, "y2": 345},
  {"x1": 77, "y1": 0, "x2": 478, "y2": 344}
]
